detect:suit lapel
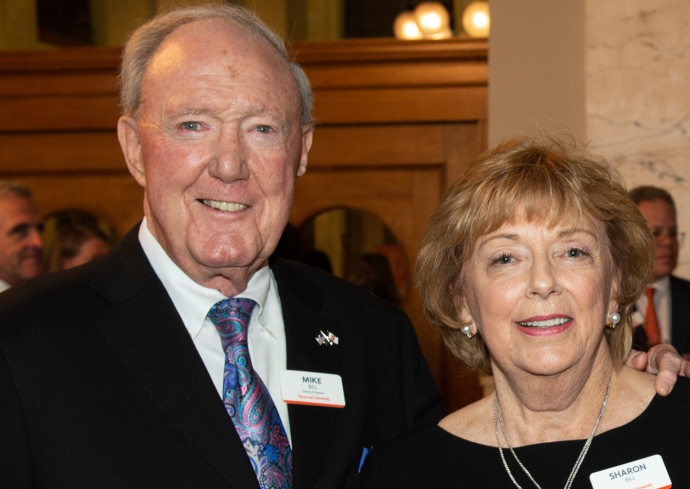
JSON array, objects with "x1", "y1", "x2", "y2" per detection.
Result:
[
  {"x1": 273, "y1": 261, "x2": 344, "y2": 488},
  {"x1": 91, "y1": 227, "x2": 259, "y2": 489},
  {"x1": 670, "y1": 276, "x2": 690, "y2": 353}
]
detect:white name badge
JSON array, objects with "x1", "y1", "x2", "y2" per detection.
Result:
[
  {"x1": 589, "y1": 454, "x2": 671, "y2": 489},
  {"x1": 280, "y1": 370, "x2": 346, "y2": 408}
]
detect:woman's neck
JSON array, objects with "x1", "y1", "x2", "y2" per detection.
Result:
[
  {"x1": 491, "y1": 343, "x2": 614, "y2": 446},
  {"x1": 439, "y1": 344, "x2": 656, "y2": 447}
]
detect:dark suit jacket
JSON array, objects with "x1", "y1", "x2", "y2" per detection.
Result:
[
  {"x1": 670, "y1": 275, "x2": 690, "y2": 355},
  {"x1": 0, "y1": 225, "x2": 444, "y2": 488},
  {"x1": 633, "y1": 275, "x2": 690, "y2": 355}
]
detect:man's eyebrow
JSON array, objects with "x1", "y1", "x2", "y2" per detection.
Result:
[
  {"x1": 169, "y1": 106, "x2": 215, "y2": 117},
  {"x1": 168, "y1": 103, "x2": 274, "y2": 120},
  {"x1": 8, "y1": 222, "x2": 34, "y2": 236}
]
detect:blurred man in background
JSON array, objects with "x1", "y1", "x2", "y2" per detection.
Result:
[
  {"x1": 631, "y1": 185, "x2": 690, "y2": 358},
  {"x1": 0, "y1": 181, "x2": 43, "y2": 292}
]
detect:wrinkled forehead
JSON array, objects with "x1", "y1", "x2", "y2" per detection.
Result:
[
  {"x1": 0, "y1": 196, "x2": 39, "y2": 229},
  {"x1": 148, "y1": 18, "x2": 290, "y2": 79},
  {"x1": 638, "y1": 198, "x2": 677, "y2": 223},
  {"x1": 139, "y1": 18, "x2": 300, "y2": 120}
]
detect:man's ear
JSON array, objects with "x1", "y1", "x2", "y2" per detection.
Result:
[
  {"x1": 296, "y1": 126, "x2": 313, "y2": 178},
  {"x1": 117, "y1": 115, "x2": 146, "y2": 187}
]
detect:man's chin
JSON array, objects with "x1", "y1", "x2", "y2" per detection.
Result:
[
  {"x1": 19, "y1": 262, "x2": 42, "y2": 280},
  {"x1": 653, "y1": 266, "x2": 676, "y2": 281},
  {"x1": 193, "y1": 250, "x2": 267, "y2": 274}
]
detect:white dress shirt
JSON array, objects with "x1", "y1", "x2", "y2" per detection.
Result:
[
  {"x1": 635, "y1": 275, "x2": 672, "y2": 344},
  {"x1": 0, "y1": 279, "x2": 10, "y2": 293},
  {"x1": 138, "y1": 218, "x2": 292, "y2": 442}
]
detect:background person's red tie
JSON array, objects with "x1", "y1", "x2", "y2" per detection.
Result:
[{"x1": 644, "y1": 287, "x2": 661, "y2": 347}]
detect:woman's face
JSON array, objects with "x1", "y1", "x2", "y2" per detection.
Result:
[
  {"x1": 460, "y1": 216, "x2": 619, "y2": 379},
  {"x1": 61, "y1": 236, "x2": 110, "y2": 270}
]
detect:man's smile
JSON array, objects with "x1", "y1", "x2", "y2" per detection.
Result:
[{"x1": 201, "y1": 199, "x2": 247, "y2": 212}]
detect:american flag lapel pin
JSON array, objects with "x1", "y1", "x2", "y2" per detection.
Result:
[{"x1": 315, "y1": 330, "x2": 339, "y2": 346}]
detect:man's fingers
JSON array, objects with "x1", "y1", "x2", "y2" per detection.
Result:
[{"x1": 626, "y1": 349, "x2": 650, "y2": 372}]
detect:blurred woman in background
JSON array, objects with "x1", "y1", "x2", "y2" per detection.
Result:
[{"x1": 42, "y1": 209, "x2": 114, "y2": 273}]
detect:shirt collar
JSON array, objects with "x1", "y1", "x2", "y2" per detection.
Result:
[
  {"x1": 138, "y1": 218, "x2": 271, "y2": 338},
  {"x1": 0, "y1": 279, "x2": 11, "y2": 293},
  {"x1": 651, "y1": 275, "x2": 671, "y2": 296}
]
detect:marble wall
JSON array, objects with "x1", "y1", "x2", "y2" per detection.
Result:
[{"x1": 586, "y1": 0, "x2": 690, "y2": 278}]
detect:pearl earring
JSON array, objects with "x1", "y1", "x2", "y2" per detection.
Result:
[
  {"x1": 460, "y1": 324, "x2": 474, "y2": 339},
  {"x1": 607, "y1": 311, "x2": 621, "y2": 329}
]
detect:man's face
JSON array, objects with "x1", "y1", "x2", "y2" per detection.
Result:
[
  {"x1": 0, "y1": 195, "x2": 43, "y2": 285},
  {"x1": 118, "y1": 19, "x2": 312, "y2": 294},
  {"x1": 638, "y1": 198, "x2": 679, "y2": 282}
]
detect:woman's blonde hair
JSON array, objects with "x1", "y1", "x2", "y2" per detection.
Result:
[{"x1": 415, "y1": 135, "x2": 654, "y2": 373}]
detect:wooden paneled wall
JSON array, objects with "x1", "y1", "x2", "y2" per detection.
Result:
[
  {"x1": 0, "y1": 37, "x2": 488, "y2": 411},
  {"x1": 0, "y1": 47, "x2": 138, "y2": 238}
]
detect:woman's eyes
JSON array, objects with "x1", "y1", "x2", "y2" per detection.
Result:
[
  {"x1": 491, "y1": 253, "x2": 514, "y2": 265},
  {"x1": 489, "y1": 247, "x2": 590, "y2": 266},
  {"x1": 565, "y1": 247, "x2": 590, "y2": 259}
]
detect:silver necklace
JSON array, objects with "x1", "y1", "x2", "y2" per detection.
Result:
[{"x1": 493, "y1": 378, "x2": 610, "y2": 489}]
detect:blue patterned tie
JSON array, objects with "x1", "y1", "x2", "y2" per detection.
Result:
[{"x1": 208, "y1": 298, "x2": 292, "y2": 489}]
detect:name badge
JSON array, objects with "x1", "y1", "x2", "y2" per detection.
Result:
[
  {"x1": 589, "y1": 454, "x2": 671, "y2": 489},
  {"x1": 280, "y1": 370, "x2": 346, "y2": 408}
]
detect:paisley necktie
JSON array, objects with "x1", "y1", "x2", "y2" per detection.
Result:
[{"x1": 208, "y1": 298, "x2": 292, "y2": 489}]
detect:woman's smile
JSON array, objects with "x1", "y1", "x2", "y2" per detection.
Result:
[{"x1": 516, "y1": 315, "x2": 574, "y2": 336}]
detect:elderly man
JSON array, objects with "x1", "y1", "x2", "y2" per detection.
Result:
[
  {"x1": 0, "y1": 5, "x2": 686, "y2": 489},
  {"x1": 631, "y1": 186, "x2": 690, "y2": 357},
  {"x1": 0, "y1": 181, "x2": 43, "y2": 291},
  {"x1": 0, "y1": 6, "x2": 442, "y2": 489}
]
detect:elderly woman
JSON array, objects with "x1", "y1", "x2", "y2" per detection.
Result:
[
  {"x1": 359, "y1": 136, "x2": 690, "y2": 488},
  {"x1": 42, "y1": 209, "x2": 114, "y2": 273}
]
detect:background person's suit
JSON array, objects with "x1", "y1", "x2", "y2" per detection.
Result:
[
  {"x1": 669, "y1": 275, "x2": 690, "y2": 355},
  {"x1": 0, "y1": 225, "x2": 444, "y2": 489},
  {"x1": 633, "y1": 275, "x2": 690, "y2": 356}
]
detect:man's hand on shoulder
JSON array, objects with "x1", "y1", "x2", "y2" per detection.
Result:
[{"x1": 626, "y1": 344, "x2": 689, "y2": 396}]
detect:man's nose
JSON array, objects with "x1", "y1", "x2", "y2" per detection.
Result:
[
  {"x1": 27, "y1": 227, "x2": 43, "y2": 249},
  {"x1": 209, "y1": 132, "x2": 250, "y2": 182}
]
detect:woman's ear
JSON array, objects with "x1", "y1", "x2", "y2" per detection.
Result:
[
  {"x1": 457, "y1": 295, "x2": 476, "y2": 327},
  {"x1": 607, "y1": 269, "x2": 622, "y2": 318}
]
